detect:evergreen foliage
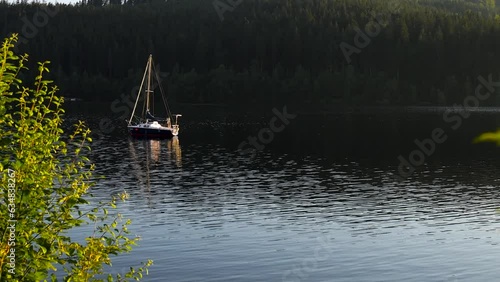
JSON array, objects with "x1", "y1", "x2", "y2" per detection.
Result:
[{"x1": 1, "y1": 0, "x2": 500, "y2": 106}]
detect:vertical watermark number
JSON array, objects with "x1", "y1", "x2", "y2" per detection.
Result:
[{"x1": 6, "y1": 168, "x2": 17, "y2": 275}]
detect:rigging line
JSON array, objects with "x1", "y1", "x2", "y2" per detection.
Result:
[
  {"x1": 142, "y1": 87, "x2": 147, "y2": 120},
  {"x1": 128, "y1": 57, "x2": 149, "y2": 125},
  {"x1": 152, "y1": 62, "x2": 172, "y2": 120},
  {"x1": 152, "y1": 62, "x2": 173, "y2": 121}
]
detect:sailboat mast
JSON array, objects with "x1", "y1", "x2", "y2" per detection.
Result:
[
  {"x1": 146, "y1": 54, "x2": 153, "y2": 112},
  {"x1": 128, "y1": 57, "x2": 149, "y2": 125}
]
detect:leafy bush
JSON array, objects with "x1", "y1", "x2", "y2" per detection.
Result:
[{"x1": 0, "y1": 34, "x2": 152, "y2": 281}]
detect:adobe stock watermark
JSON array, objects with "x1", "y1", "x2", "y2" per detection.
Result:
[
  {"x1": 11, "y1": 5, "x2": 59, "y2": 52},
  {"x1": 282, "y1": 233, "x2": 334, "y2": 282},
  {"x1": 228, "y1": 105, "x2": 296, "y2": 169},
  {"x1": 4, "y1": 168, "x2": 17, "y2": 275},
  {"x1": 395, "y1": 74, "x2": 500, "y2": 181},
  {"x1": 213, "y1": 0, "x2": 243, "y2": 21},
  {"x1": 340, "y1": 0, "x2": 404, "y2": 63}
]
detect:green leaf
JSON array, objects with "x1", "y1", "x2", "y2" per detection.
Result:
[
  {"x1": 0, "y1": 34, "x2": 151, "y2": 282},
  {"x1": 473, "y1": 129, "x2": 500, "y2": 146}
]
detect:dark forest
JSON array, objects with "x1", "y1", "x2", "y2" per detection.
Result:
[{"x1": 2, "y1": 0, "x2": 500, "y2": 107}]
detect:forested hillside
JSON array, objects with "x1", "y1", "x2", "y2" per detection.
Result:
[{"x1": 2, "y1": 0, "x2": 500, "y2": 106}]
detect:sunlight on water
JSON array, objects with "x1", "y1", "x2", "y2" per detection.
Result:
[{"x1": 65, "y1": 110, "x2": 500, "y2": 281}]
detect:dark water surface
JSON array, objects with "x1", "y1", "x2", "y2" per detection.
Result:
[{"x1": 66, "y1": 106, "x2": 500, "y2": 281}]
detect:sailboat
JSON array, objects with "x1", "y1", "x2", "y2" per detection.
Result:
[{"x1": 127, "y1": 54, "x2": 181, "y2": 139}]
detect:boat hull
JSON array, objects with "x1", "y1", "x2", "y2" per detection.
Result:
[{"x1": 128, "y1": 126, "x2": 176, "y2": 139}]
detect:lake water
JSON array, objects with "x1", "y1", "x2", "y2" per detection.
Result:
[{"x1": 66, "y1": 106, "x2": 500, "y2": 281}]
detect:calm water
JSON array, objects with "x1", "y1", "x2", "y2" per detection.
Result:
[{"x1": 66, "y1": 106, "x2": 500, "y2": 281}]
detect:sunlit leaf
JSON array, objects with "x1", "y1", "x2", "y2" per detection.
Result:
[{"x1": 473, "y1": 129, "x2": 500, "y2": 146}]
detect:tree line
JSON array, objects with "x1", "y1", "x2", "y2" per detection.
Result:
[{"x1": 2, "y1": 0, "x2": 500, "y2": 106}]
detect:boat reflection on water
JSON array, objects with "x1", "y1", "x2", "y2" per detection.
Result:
[
  {"x1": 149, "y1": 139, "x2": 161, "y2": 163},
  {"x1": 128, "y1": 138, "x2": 182, "y2": 167},
  {"x1": 166, "y1": 137, "x2": 182, "y2": 168},
  {"x1": 127, "y1": 137, "x2": 182, "y2": 195},
  {"x1": 147, "y1": 138, "x2": 182, "y2": 167}
]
